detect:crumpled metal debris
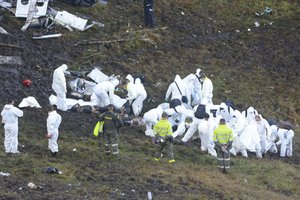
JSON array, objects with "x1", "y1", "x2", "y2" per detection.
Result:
[{"x1": 43, "y1": 166, "x2": 62, "y2": 174}]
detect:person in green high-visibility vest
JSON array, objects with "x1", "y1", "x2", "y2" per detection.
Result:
[{"x1": 213, "y1": 118, "x2": 234, "y2": 173}]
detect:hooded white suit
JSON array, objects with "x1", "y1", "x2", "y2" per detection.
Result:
[
  {"x1": 198, "y1": 116, "x2": 217, "y2": 157},
  {"x1": 183, "y1": 69, "x2": 202, "y2": 106},
  {"x1": 242, "y1": 106, "x2": 258, "y2": 124},
  {"x1": 92, "y1": 79, "x2": 119, "y2": 107},
  {"x1": 229, "y1": 110, "x2": 248, "y2": 157},
  {"x1": 47, "y1": 110, "x2": 62, "y2": 153},
  {"x1": 201, "y1": 76, "x2": 213, "y2": 105},
  {"x1": 275, "y1": 127, "x2": 294, "y2": 157},
  {"x1": 52, "y1": 64, "x2": 68, "y2": 111},
  {"x1": 166, "y1": 75, "x2": 189, "y2": 103},
  {"x1": 1, "y1": 104, "x2": 23, "y2": 153},
  {"x1": 219, "y1": 102, "x2": 234, "y2": 124},
  {"x1": 164, "y1": 104, "x2": 193, "y2": 138},
  {"x1": 126, "y1": 78, "x2": 147, "y2": 116},
  {"x1": 143, "y1": 105, "x2": 163, "y2": 137}
]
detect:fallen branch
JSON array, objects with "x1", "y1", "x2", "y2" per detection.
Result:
[
  {"x1": 74, "y1": 38, "x2": 134, "y2": 46},
  {"x1": 0, "y1": 43, "x2": 24, "y2": 49}
]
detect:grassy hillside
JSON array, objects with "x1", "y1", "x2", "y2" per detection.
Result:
[{"x1": 0, "y1": 0, "x2": 299, "y2": 199}]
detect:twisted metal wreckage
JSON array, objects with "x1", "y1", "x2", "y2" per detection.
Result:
[{"x1": 0, "y1": 0, "x2": 104, "y2": 39}]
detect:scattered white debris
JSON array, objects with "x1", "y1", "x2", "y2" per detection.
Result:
[
  {"x1": 32, "y1": 33, "x2": 62, "y2": 40},
  {"x1": 73, "y1": 148, "x2": 77, "y2": 152},
  {"x1": 19, "y1": 96, "x2": 41, "y2": 108},
  {"x1": 0, "y1": 0, "x2": 12, "y2": 8},
  {"x1": 235, "y1": 30, "x2": 240, "y2": 33},
  {"x1": 0, "y1": 172, "x2": 10, "y2": 176},
  {"x1": 87, "y1": 68, "x2": 109, "y2": 83},
  {"x1": 54, "y1": 11, "x2": 93, "y2": 31},
  {"x1": 247, "y1": 28, "x2": 251, "y2": 32},
  {"x1": 0, "y1": 26, "x2": 8, "y2": 35},
  {"x1": 181, "y1": 11, "x2": 185, "y2": 15},
  {"x1": 254, "y1": 22, "x2": 260, "y2": 27},
  {"x1": 147, "y1": 191, "x2": 152, "y2": 200},
  {"x1": 16, "y1": 0, "x2": 49, "y2": 18},
  {"x1": 27, "y1": 182, "x2": 37, "y2": 189}
]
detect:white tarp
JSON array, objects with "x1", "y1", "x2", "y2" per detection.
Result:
[{"x1": 19, "y1": 96, "x2": 41, "y2": 108}]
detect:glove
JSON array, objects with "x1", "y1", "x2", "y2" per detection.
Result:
[
  {"x1": 221, "y1": 146, "x2": 228, "y2": 154},
  {"x1": 168, "y1": 136, "x2": 174, "y2": 143}
]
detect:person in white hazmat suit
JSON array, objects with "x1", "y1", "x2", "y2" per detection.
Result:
[
  {"x1": 125, "y1": 76, "x2": 147, "y2": 116},
  {"x1": 91, "y1": 79, "x2": 120, "y2": 107},
  {"x1": 52, "y1": 64, "x2": 68, "y2": 111},
  {"x1": 242, "y1": 106, "x2": 258, "y2": 124},
  {"x1": 163, "y1": 101, "x2": 194, "y2": 138},
  {"x1": 239, "y1": 117, "x2": 262, "y2": 158},
  {"x1": 200, "y1": 75, "x2": 213, "y2": 105},
  {"x1": 219, "y1": 102, "x2": 234, "y2": 124},
  {"x1": 165, "y1": 75, "x2": 190, "y2": 104},
  {"x1": 183, "y1": 68, "x2": 202, "y2": 106},
  {"x1": 198, "y1": 113, "x2": 217, "y2": 157},
  {"x1": 229, "y1": 110, "x2": 248, "y2": 157},
  {"x1": 254, "y1": 115, "x2": 272, "y2": 155},
  {"x1": 143, "y1": 105, "x2": 163, "y2": 137},
  {"x1": 181, "y1": 104, "x2": 208, "y2": 142},
  {"x1": 274, "y1": 126, "x2": 294, "y2": 157},
  {"x1": 46, "y1": 105, "x2": 62, "y2": 157},
  {"x1": 1, "y1": 100, "x2": 23, "y2": 154}
]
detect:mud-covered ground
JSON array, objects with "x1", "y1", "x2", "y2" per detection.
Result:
[{"x1": 0, "y1": 0, "x2": 300, "y2": 199}]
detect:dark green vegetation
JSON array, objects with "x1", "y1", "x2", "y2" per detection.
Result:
[{"x1": 0, "y1": 0, "x2": 299, "y2": 199}]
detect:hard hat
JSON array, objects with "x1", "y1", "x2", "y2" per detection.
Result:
[{"x1": 22, "y1": 79, "x2": 32, "y2": 87}]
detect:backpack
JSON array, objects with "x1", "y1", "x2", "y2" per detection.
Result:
[
  {"x1": 194, "y1": 104, "x2": 207, "y2": 119},
  {"x1": 170, "y1": 98, "x2": 182, "y2": 109},
  {"x1": 132, "y1": 74, "x2": 145, "y2": 84}
]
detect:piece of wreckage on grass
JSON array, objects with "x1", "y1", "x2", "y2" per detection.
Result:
[{"x1": 1, "y1": 0, "x2": 103, "y2": 38}]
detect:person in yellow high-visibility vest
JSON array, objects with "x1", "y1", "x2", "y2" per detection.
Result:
[
  {"x1": 213, "y1": 118, "x2": 234, "y2": 173},
  {"x1": 153, "y1": 112, "x2": 175, "y2": 163}
]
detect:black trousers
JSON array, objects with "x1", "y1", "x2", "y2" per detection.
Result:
[{"x1": 144, "y1": 0, "x2": 154, "y2": 28}]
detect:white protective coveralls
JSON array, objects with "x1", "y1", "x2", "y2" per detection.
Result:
[
  {"x1": 52, "y1": 64, "x2": 68, "y2": 111},
  {"x1": 1, "y1": 104, "x2": 23, "y2": 153},
  {"x1": 164, "y1": 104, "x2": 193, "y2": 138},
  {"x1": 229, "y1": 110, "x2": 248, "y2": 157},
  {"x1": 181, "y1": 104, "x2": 207, "y2": 142},
  {"x1": 47, "y1": 110, "x2": 62, "y2": 153},
  {"x1": 126, "y1": 77, "x2": 147, "y2": 116},
  {"x1": 92, "y1": 79, "x2": 119, "y2": 107},
  {"x1": 166, "y1": 75, "x2": 190, "y2": 103},
  {"x1": 219, "y1": 102, "x2": 234, "y2": 124},
  {"x1": 198, "y1": 115, "x2": 217, "y2": 157},
  {"x1": 255, "y1": 115, "x2": 272, "y2": 154},
  {"x1": 201, "y1": 76, "x2": 213, "y2": 105},
  {"x1": 239, "y1": 120, "x2": 262, "y2": 158},
  {"x1": 275, "y1": 127, "x2": 294, "y2": 157},
  {"x1": 242, "y1": 106, "x2": 258, "y2": 124},
  {"x1": 183, "y1": 68, "x2": 202, "y2": 106},
  {"x1": 143, "y1": 105, "x2": 163, "y2": 137}
]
